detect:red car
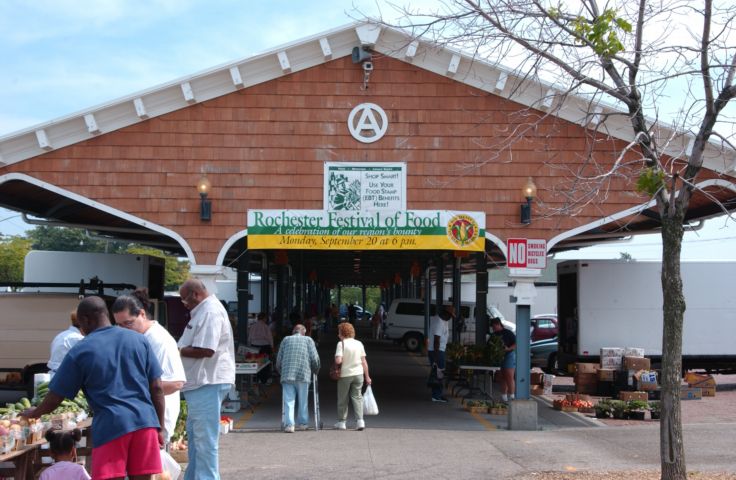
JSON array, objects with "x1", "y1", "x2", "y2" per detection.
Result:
[{"x1": 531, "y1": 314, "x2": 558, "y2": 342}]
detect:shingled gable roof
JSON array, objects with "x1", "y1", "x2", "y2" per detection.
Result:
[{"x1": 1, "y1": 21, "x2": 734, "y2": 173}]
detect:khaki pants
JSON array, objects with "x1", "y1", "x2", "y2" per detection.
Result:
[{"x1": 337, "y1": 374, "x2": 364, "y2": 422}]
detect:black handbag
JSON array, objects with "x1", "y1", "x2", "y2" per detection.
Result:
[{"x1": 427, "y1": 364, "x2": 443, "y2": 389}]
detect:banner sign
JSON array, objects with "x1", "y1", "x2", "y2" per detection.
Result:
[
  {"x1": 324, "y1": 162, "x2": 406, "y2": 211},
  {"x1": 247, "y1": 210, "x2": 485, "y2": 251}
]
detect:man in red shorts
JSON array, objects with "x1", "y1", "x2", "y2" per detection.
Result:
[{"x1": 23, "y1": 296, "x2": 165, "y2": 480}]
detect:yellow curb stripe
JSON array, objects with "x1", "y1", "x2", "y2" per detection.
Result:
[{"x1": 468, "y1": 410, "x2": 497, "y2": 430}]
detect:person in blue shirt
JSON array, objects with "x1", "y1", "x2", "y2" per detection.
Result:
[{"x1": 23, "y1": 296, "x2": 165, "y2": 480}]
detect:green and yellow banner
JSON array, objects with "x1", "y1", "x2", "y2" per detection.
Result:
[{"x1": 247, "y1": 210, "x2": 485, "y2": 251}]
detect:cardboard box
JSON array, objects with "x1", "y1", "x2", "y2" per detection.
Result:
[
  {"x1": 576, "y1": 362, "x2": 599, "y2": 374},
  {"x1": 574, "y1": 373, "x2": 598, "y2": 385},
  {"x1": 600, "y1": 347, "x2": 624, "y2": 357},
  {"x1": 680, "y1": 386, "x2": 702, "y2": 400},
  {"x1": 530, "y1": 372, "x2": 545, "y2": 386},
  {"x1": 531, "y1": 385, "x2": 545, "y2": 396},
  {"x1": 634, "y1": 370, "x2": 658, "y2": 391},
  {"x1": 685, "y1": 372, "x2": 716, "y2": 387},
  {"x1": 619, "y1": 391, "x2": 648, "y2": 401},
  {"x1": 598, "y1": 368, "x2": 616, "y2": 382},
  {"x1": 700, "y1": 386, "x2": 716, "y2": 397},
  {"x1": 623, "y1": 356, "x2": 650, "y2": 371},
  {"x1": 600, "y1": 356, "x2": 623, "y2": 368},
  {"x1": 624, "y1": 347, "x2": 645, "y2": 358},
  {"x1": 576, "y1": 384, "x2": 598, "y2": 394}
]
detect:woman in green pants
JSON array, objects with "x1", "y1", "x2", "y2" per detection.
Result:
[{"x1": 333, "y1": 322, "x2": 372, "y2": 431}]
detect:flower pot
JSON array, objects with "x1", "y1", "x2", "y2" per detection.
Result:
[
  {"x1": 594, "y1": 411, "x2": 610, "y2": 419},
  {"x1": 650, "y1": 412, "x2": 660, "y2": 420},
  {"x1": 628, "y1": 411, "x2": 646, "y2": 421}
]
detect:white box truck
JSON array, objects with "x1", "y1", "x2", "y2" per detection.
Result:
[
  {"x1": 556, "y1": 260, "x2": 736, "y2": 373},
  {"x1": 23, "y1": 250, "x2": 165, "y2": 299}
]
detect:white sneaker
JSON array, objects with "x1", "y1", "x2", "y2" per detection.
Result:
[
  {"x1": 509, "y1": 394, "x2": 516, "y2": 400},
  {"x1": 501, "y1": 394, "x2": 509, "y2": 402},
  {"x1": 297, "y1": 424, "x2": 309, "y2": 431},
  {"x1": 356, "y1": 419, "x2": 365, "y2": 431},
  {"x1": 334, "y1": 421, "x2": 346, "y2": 430},
  {"x1": 284, "y1": 425, "x2": 295, "y2": 433}
]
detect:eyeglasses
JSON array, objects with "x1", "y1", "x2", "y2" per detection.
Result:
[{"x1": 181, "y1": 291, "x2": 195, "y2": 306}]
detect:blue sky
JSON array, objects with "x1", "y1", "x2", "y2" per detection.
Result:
[{"x1": 1, "y1": 0, "x2": 735, "y2": 260}]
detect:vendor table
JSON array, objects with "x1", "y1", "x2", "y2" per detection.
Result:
[
  {"x1": 235, "y1": 361, "x2": 270, "y2": 411},
  {"x1": 455, "y1": 365, "x2": 500, "y2": 401}
]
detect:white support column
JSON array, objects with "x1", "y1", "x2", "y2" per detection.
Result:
[{"x1": 541, "y1": 89, "x2": 555, "y2": 110}]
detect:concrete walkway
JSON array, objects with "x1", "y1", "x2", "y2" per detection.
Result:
[{"x1": 213, "y1": 329, "x2": 736, "y2": 478}]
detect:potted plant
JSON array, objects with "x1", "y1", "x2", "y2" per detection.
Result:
[
  {"x1": 626, "y1": 400, "x2": 649, "y2": 420},
  {"x1": 464, "y1": 399, "x2": 487, "y2": 414},
  {"x1": 610, "y1": 400, "x2": 628, "y2": 419},
  {"x1": 485, "y1": 336, "x2": 505, "y2": 367},
  {"x1": 594, "y1": 400, "x2": 613, "y2": 419},
  {"x1": 490, "y1": 402, "x2": 508, "y2": 415},
  {"x1": 649, "y1": 401, "x2": 661, "y2": 420}
]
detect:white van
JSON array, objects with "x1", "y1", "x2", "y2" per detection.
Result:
[{"x1": 383, "y1": 298, "x2": 515, "y2": 352}]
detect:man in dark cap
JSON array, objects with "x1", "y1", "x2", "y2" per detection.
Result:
[{"x1": 24, "y1": 296, "x2": 165, "y2": 480}]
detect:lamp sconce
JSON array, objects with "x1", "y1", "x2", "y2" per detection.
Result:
[
  {"x1": 520, "y1": 177, "x2": 537, "y2": 225},
  {"x1": 197, "y1": 176, "x2": 212, "y2": 221}
]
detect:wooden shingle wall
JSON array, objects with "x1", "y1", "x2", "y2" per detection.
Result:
[{"x1": 3, "y1": 56, "x2": 655, "y2": 264}]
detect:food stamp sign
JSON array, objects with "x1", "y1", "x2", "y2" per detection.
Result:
[
  {"x1": 506, "y1": 238, "x2": 547, "y2": 269},
  {"x1": 247, "y1": 210, "x2": 485, "y2": 251}
]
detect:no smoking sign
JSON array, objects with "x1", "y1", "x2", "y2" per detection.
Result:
[{"x1": 507, "y1": 238, "x2": 547, "y2": 269}]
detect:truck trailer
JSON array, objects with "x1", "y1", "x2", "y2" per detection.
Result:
[{"x1": 557, "y1": 259, "x2": 736, "y2": 373}]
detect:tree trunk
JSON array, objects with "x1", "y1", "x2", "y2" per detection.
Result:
[{"x1": 659, "y1": 214, "x2": 687, "y2": 480}]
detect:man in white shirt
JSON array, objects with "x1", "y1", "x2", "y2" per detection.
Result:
[
  {"x1": 427, "y1": 306, "x2": 454, "y2": 403},
  {"x1": 177, "y1": 279, "x2": 235, "y2": 480},
  {"x1": 47, "y1": 311, "x2": 84, "y2": 378}
]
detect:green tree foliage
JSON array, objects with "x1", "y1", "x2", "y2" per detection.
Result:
[
  {"x1": 27, "y1": 226, "x2": 128, "y2": 253},
  {"x1": 0, "y1": 236, "x2": 32, "y2": 285},
  {"x1": 126, "y1": 245, "x2": 190, "y2": 291},
  {"x1": 332, "y1": 286, "x2": 381, "y2": 315}
]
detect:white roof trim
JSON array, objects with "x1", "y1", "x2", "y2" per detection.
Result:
[
  {"x1": 546, "y1": 178, "x2": 736, "y2": 252},
  {"x1": 0, "y1": 172, "x2": 196, "y2": 263},
  {"x1": 0, "y1": 21, "x2": 733, "y2": 175},
  {"x1": 217, "y1": 229, "x2": 248, "y2": 266}
]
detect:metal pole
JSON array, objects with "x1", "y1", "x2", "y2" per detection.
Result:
[
  {"x1": 236, "y1": 243, "x2": 250, "y2": 345},
  {"x1": 452, "y1": 256, "x2": 461, "y2": 344},
  {"x1": 475, "y1": 251, "x2": 489, "y2": 346},
  {"x1": 515, "y1": 302, "x2": 531, "y2": 400},
  {"x1": 424, "y1": 265, "x2": 436, "y2": 352}
]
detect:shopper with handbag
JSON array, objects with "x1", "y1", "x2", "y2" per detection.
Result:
[{"x1": 333, "y1": 322, "x2": 371, "y2": 430}]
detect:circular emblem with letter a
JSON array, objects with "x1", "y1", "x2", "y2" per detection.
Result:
[{"x1": 348, "y1": 103, "x2": 388, "y2": 143}]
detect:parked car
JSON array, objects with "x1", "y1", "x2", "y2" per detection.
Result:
[
  {"x1": 530, "y1": 336, "x2": 558, "y2": 373},
  {"x1": 531, "y1": 314, "x2": 558, "y2": 342},
  {"x1": 384, "y1": 298, "x2": 515, "y2": 352}
]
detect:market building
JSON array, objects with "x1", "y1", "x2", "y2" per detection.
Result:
[{"x1": 1, "y1": 22, "x2": 735, "y2": 344}]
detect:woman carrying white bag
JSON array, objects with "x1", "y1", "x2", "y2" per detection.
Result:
[{"x1": 363, "y1": 385, "x2": 379, "y2": 416}]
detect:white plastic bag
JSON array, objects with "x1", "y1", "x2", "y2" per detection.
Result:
[
  {"x1": 160, "y1": 449, "x2": 182, "y2": 480},
  {"x1": 363, "y1": 385, "x2": 379, "y2": 416}
]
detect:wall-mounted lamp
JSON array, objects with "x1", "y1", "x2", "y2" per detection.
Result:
[
  {"x1": 520, "y1": 177, "x2": 537, "y2": 225},
  {"x1": 197, "y1": 176, "x2": 212, "y2": 221}
]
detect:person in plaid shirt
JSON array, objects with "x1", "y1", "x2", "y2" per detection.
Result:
[{"x1": 276, "y1": 324, "x2": 320, "y2": 432}]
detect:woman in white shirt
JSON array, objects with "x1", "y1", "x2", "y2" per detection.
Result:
[
  {"x1": 112, "y1": 288, "x2": 186, "y2": 443},
  {"x1": 334, "y1": 322, "x2": 372, "y2": 431}
]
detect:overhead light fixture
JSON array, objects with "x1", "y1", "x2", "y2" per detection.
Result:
[
  {"x1": 520, "y1": 177, "x2": 537, "y2": 225},
  {"x1": 197, "y1": 176, "x2": 212, "y2": 221}
]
